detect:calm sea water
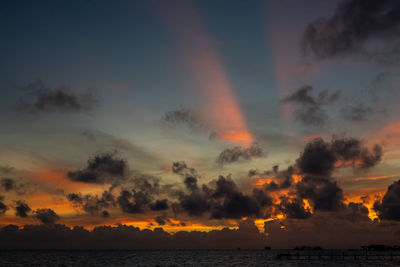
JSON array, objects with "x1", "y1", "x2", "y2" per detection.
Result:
[{"x1": 0, "y1": 250, "x2": 399, "y2": 266}]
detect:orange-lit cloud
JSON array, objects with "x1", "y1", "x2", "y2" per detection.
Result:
[{"x1": 354, "y1": 174, "x2": 399, "y2": 182}]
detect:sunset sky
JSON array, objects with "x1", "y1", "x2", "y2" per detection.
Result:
[{"x1": 1, "y1": 0, "x2": 400, "y2": 249}]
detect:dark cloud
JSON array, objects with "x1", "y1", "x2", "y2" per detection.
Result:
[
  {"x1": 302, "y1": 0, "x2": 400, "y2": 62},
  {"x1": 292, "y1": 137, "x2": 382, "y2": 212},
  {"x1": 0, "y1": 165, "x2": 14, "y2": 174},
  {"x1": 341, "y1": 104, "x2": 373, "y2": 121},
  {"x1": 101, "y1": 210, "x2": 110, "y2": 218},
  {"x1": 0, "y1": 196, "x2": 7, "y2": 215},
  {"x1": 154, "y1": 214, "x2": 168, "y2": 225},
  {"x1": 171, "y1": 161, "x2": 209, "y2": 216},
  {"x1": 297, "y1": 137, "x2": 382, "y2": 176},
  {"x1": 15, "y1": 200, "x2": 31, "y2": 218},
  {"x1": 260, "y1": 137, "x2": 381, "y2": 216},
  {"x1": 374, "y1": 180, "x2": 400, "y2": 221},
  {"x1": 216, "y1": 143, "x2": 264, "y2": 165},
  {"x1": 150, "y1": 199, "x2": 169, "y2": 211},
  {"x1": 0, "y1": 178, "x2": 26, "y2": 195},
  {"x1": 172, "y1": 167, "x2": 273, "y2": 218},
  {"x1": 341, "y1": 202, "x2": 370, "y2": 222},
  {"x1": 278, "y1": 197, "x2": 312, "y2": 219},
  {"x1": 66, "y1": 189, "x2": 115, "y2": 216},
  {"x1": 210, "y1": 176, "x2": 272, "y2": 219},
  {"x1": 178, "y1": 191, "x2": 211, "y2": 216},
  {"x1": 162, "y1": 107, "x2": 207, "y2": 131},
  {"x1": 117, "y1": 176, "x2": 160, "y2": 214},
  {"x1": 34, "y1": 209, "x2": 60, "y2": 225},
  {"x1": 14, "y1": 79, "x2": 98, "y2": 114},
  {"x1": 0, "y1": 219, "x2": 268, "y2": 249},
  {"x1": 296, "y1": 138, "x2": 336, "y2": 176},
  {"x1": 67, "y1": 152, "x2": 127, "y2": 184},
  {"x1": 172, "y1": 161, "x2": 197, "y2": 177},
  {"x1": 282, "y1": 86, "x2": 339, "y2": 127},
  {"x1": 264, "y1": 209, "x2": 400, "y2": 249},
  {"x1": 296, "y1": 175, "x2": 344, "y2": 211},
  {"x1": 341, "y1": 103, "x2": 386, "y2": 122},
  {"x1": 248, "y1": 166, "x2": 293, "y2": 191}
]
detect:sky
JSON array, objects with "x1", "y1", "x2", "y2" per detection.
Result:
[{"x1": 1, "y1": 0, "x2": 400, "y2": 249}]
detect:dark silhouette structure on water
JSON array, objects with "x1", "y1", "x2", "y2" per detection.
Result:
[{"x1": 361, "y1": 245, "x2": 400, "y2": 251}]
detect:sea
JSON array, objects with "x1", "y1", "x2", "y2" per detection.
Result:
[{"x1": 0, "y1": 250, "x2": 399, "y2": 266}]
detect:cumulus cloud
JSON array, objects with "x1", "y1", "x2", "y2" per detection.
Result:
[
  {"x1": 302, "y1": 0, "x2": 400, "y2": 63},
  {"x1": 34, "y1": 209, "x2": 60, "y2": 225},
  {"x1": 277, "y1": 197, "x2": 312, "y2": 219},
  {"x1": 66, "y1": 189, "x2": 115, "y2": 216},
  {"x1": 14, "y1": 79, "x2": 98, "y2": 114},
  {"x1": 281, "y1": 86, "x2": 339, "y2": 127},
  {"x1": 374, "y1": 180, "x2": 400, "y2": 221},
  {"x1": 297, "y1": 137, "x2": 382, "y2": 175},
  {"x1": 296, "y1": 175, "x2": 344, "y2": 211},
  {"x1": 67, "y1": 151, "x2": 127, "y2": 184},
  {"x1": 292, "y1": 137, "x2": 382, "y2": 211},
  {"x1": 174, "y1": 171, "x2": 273, "y2": 219},
  {"x1": 15, "y1": 200, "x2": 31, "y2": 218},
  {"x1": 216, "y1": 143, "x2": 264, "y2": 165},
  {"x1": 117, "y1": 175, "x2": 160, "y2": 214},
  {"x1": 149, "y1": 199, "x2": 169, "y2": 211},
  {"x1": 0, "y1": 196, "x2": 7, "y2": 215}
]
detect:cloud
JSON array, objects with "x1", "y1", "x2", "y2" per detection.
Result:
[
  {"x1": 281, "y1": 86, "x2": 339, "y2": 127},
  {"x1": 216, "y1": 143, "x2": 264, "y2": 165},
  {"x1": 162, "y1": 107, "x2": 208, "y2": 131},
  {"x1": 292, "y1": 137, "x2": 382, "y2": 211},
  {"x1": 34, "y1": 209, "x2": 60, "y2": 225},
  {"x1": 341, "y1": 103, "x2": 375, "y2": 122},
  {"x1": 67, "y1": 151, "x2": 127, "y2": 184},
  {"x1": 302, "y1": 0, "x2": 400, "y2": 63},
  {"x1": 66, "y1": 189, "x2": 115, "y2": 216},
  {"x1": 14, "y1": 79, "x2": 98, "y2": 114},
  {"x1": 264, "y1": 207, "x2": 400, "y2": 249},
  {"x1": 0, "y1": 178, "x2": 26, "y2": 195},
  {"x1": 14, "y1": 200, "x2": 31, "y2": 218},
  {"x1": 277, "y1": 197, "x2": 312, "y2": 219},
  {"x1": 172, "y1": 161, "x2": 198, "y2": 178},
  {"x1": 249, "y1": 166, "x2": 295, "y2": 191},
  {"x1": 374, "y1": 180, "x2": 400, "y2": 221},
  {"x1": 117, "y1": 175, "x2": 160, "y2": 214},
  {"x1": 150, "y1": 199, "x2": 169, "y2": 211},
  {"x1": 297, "y1": 137, "x2": 382, "y2": 175},
  {"x1": 295, "y1": 175, "x2": 344, "y2": 211},
  {"x1": 0, "y1": 219, "x2": 268, "y2": 250},
  {"x1": 0, "y1": 196, "x2": 7, "y2": 215},
  {"x1": 177, "y1": 174, "x2": 273, "y2": 219},
  {"x1": 177, "y1": 190, "x2": 210, "y2": 216},
  {"x1": 0, "y1": 165, "x2": 14, "y2": 174}
]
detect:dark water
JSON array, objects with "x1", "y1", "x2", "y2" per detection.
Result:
[{"x1": 1, "y1": 250, "x2": 400, "y2": 266}]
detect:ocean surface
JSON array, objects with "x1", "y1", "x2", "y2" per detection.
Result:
[{"x1": 1, "y1": 250, "x2": 400, "y2": 266}]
